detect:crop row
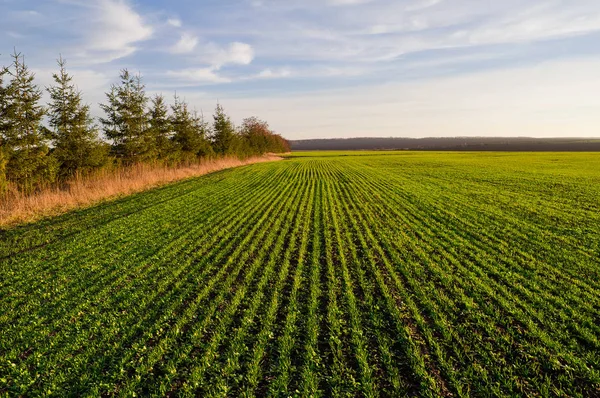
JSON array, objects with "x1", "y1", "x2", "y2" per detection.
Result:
[{"x1": 1, "y1": 152, "x2": 598, "y2": 397}]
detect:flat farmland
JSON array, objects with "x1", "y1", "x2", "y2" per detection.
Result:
[{"x1": 1, "y1": 152, "x2": 599, "y2": 397}]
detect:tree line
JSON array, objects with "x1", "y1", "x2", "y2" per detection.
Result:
[
  {"x1": 0, "y1": 51, "x2": 290, "y2": 194},
  {"x1": 290, "y1": 137, "x2": 600, "y2": 152}
]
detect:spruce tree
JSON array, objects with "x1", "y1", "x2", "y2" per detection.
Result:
[
  {"x1": 1, "y1": 51, "x2": 57, "y2": 191},
  {"x1": 0, "y1": 65, "x2": 8, "y2": 192},
  {"x1": 192, "y1": 109, "x2": 214, "y2": 158},
  {"x1": 99, "y1": 69, "x2": 153, "y2": 164},
  {"x1": 0, "y1": 64, "x2": 7, "y2": 133},
  {"x1": 171, "y1": 94, "x2": 213, "y2": 162},
  {"x1": 147, "y1": 94, "x2": 173, "y2": 161},
  {"x1": 47, "y1": 56, "x2": 108, "y2": 178},
  {"x1": 0, "y1": 148, "x2": 7, "y2": 193},
  {"x1": 211, "y1": 103, "x2": 236, "y2": 155}
]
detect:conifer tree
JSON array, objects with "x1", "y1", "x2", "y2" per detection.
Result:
[
  {"x1": 0, "y1": 63, "x2": 7, "y2": 132},
  {"x1": 211, "y1": 103, "x2": 236, "y2": 155},
  {"x1": 171, "y1": 94, "x2": 213, "y2": 162},
  {"x1": 47, "y1": 56, "x2": 108, "y2": 177},
  {"x1": 1, "y1": 51, "x2": 57, "y2": 191},
  {"x1": 192, "y1": 109, "x2": 214, "y2": 158},
  {"x1": 0, "y1": 148, "x2": 7, "y2": 193},
  {"x1": 0, "y1": 64, "x2": 8, "y2": 192},
  {"x1": 147, "y1": 94, "x2": 173, "y2": 161},
  {"x1": 99, "y1": 69, "x2": 153, "y2": 163}
]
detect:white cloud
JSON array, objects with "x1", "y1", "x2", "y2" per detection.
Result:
[
  {"x1": 167, "y1": 67, "x2": 231, "y2": 84},
  {"x1": 6, "y1": 0, "x2": 600, "y2": 140},
  {"x1": 405, "y1": 0, "x2": 443, "y2": 12},
  {"x1": 177, "y1": 57, "x2": 600, "y2": 139},
  {"x1": 463, "y1": 4, "x2": 600, "y2": 46},
  {"x1": 81, "y1": 0, "x2": 153, "y2": 63},
  {"x1": 328, "y1": 0, "x2": 373, "y2": 5},
  {"x1": 256, "y1": 68, "x2": 292, "y2": 78},
  {"x1": 167, "y1": 18, "x2": 182, "y2": 28},
  {"x1": 237, "y1": 0, "x2": 600, "y2": 66},
  {"x1": 212, "y1": 42, "x2": 255, "y2": 67},
  {"x1": 251, "y1": 65, "x2": 366, "y2": 80},
  {"x1": 171, "y1": 33, "x2": 199, "y2": 54},
  {"x1": 165, "y1": 41, "x2": 255, "y2": 84}
]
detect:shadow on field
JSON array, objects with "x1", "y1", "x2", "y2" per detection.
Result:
[{"x1": 0, "y1": 169, "x2": 233, "y2": 259}]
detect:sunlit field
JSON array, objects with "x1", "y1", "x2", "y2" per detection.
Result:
[{"x1": 1, "y1": 151, "x2": 599, "y2": 397}]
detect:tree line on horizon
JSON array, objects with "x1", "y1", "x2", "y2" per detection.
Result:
[{"x1": 0, "y1": 51, "x2": 290, "y2": 194}]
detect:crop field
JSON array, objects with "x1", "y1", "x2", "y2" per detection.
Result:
[{"x1": 1, "y1": 151, "x2": 599, "y2": 397}]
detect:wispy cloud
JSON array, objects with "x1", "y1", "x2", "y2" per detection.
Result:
[
  {"x1": 171, "y1": 33, "x2": 199, "y2": 54},
  {"x1": 195, "y1": 57, "x2": 600, "y2": 139},
  {"x1": 233, "y1": 0, "x2": 600, "y2": 67},
  {"x1": 166, "y1": 41, "x2": 255, "y2": 84},
  {"x1": 210, "y1": 42, "x2": 255, "y2": 68},
  {"x1": 2, "y1": 0, "x2": 600, "y2": 139},
  {"x1": 328, "y1": 0, "x2": 373, "y2": 5},
  {"x1": 256, "y1": 68, "x2": 292, "y2": 79},
  {"x1": 167, "y1": 67, "x2": 231, "y2": 84},
  {"x1": 81, "y1": 0, "x2": 153, "y2": 63},
  {"x1": 167, "y1": 18, "x2": 182, "y2": 28}
]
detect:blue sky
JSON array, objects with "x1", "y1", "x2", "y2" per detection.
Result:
[{"x1": 2, "y1": 0, "x2": 600, "y2": 139}]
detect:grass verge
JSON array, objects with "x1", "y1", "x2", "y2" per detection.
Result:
[{"x1": 0, "y1": 154, "x2": 283, "y2": 228}]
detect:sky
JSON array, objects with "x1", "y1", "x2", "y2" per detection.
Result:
[{"x1": 1, "y1": 0, "x2": 600, "y2": 140}]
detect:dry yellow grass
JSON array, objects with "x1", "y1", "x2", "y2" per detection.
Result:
[{"x1": 0, "y1": 154, "x2": 283, "y2": 228}]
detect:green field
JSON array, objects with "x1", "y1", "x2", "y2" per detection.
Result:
[{"x1": 1, "y1": 151, "x2": 599, "y2": 397}]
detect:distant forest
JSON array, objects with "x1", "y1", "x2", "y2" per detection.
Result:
[{"x1": 291, "y1": 137, "x2": 600, "y2": 152}]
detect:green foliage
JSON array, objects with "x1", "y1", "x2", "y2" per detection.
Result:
[
  {"x1": 99, "y1": 69, "x2": 153, "y2": 164},
  {"x1": 0, "y1": 66, "x2": 7, "y2": 193},
  {"x1": 0, "y1": 146, "x2": 7, "y2": 193},
  {"x1": 1, "y1": 152, "x2": 599, "y2": 397},
  {"x1": 240, "y1": 116, "x2": 290, "y2": 155},
  {"x1": 47, "y1": 57, "x2": 109, "y2": 178},
  {"x1": 211, "y1": 103, "x2": 236, "y2": 155},
  {"x1": 0, "y1": 52, "x2": 288, "y2": 194},
  {"x1": 0, "y1": 64, "x2": 8, "y2": 131},
  {"x1": 171, "y1": 94, "x2": 213, "y2": 162},
  {"x1": 191, "y1": 110, "x2": 215, "y2": 159},
  {"x1": 147, "y1": 94, "x2": 174, "y2": 161},
  {"x1": 0, "y1": 51, "x2": 57, "y2": 191}
]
